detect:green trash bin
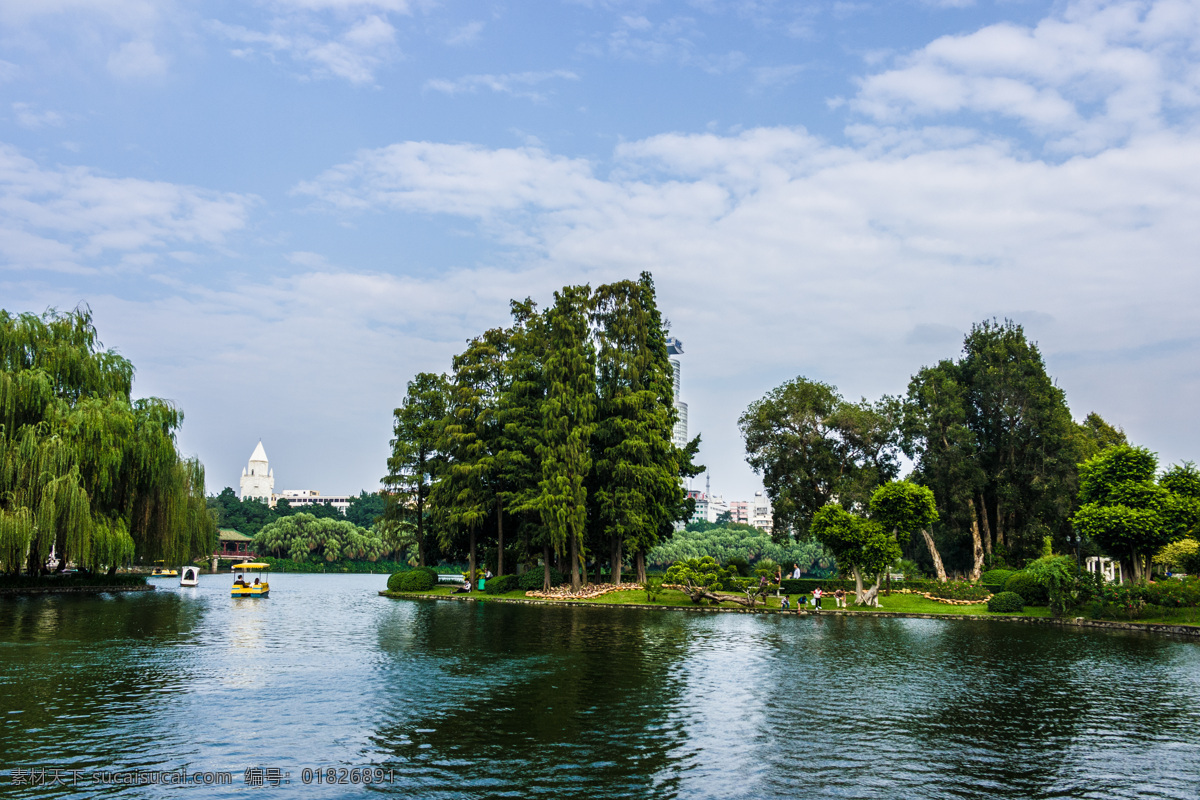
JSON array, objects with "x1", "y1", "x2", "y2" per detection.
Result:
[{"x1": 478, "y1": 578, "x2": 486, "y2": 591}]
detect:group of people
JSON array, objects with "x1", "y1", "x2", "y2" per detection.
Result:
[
  {"x1": 232, "y1": 574, "x2": 260, "y2": 587},
  {"x1": 773, "y1": 563, "x2": 847, "y2": 612}
]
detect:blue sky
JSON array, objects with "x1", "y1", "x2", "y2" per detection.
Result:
[{"x1": 2, "y1": 0, "x2": 1198, "y2": 501}]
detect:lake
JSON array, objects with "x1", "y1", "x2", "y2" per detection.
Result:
[{"x1": 1, "y1": 573, "x2": 1199, "y2": 799}]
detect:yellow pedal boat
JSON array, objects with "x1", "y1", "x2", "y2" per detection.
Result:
[
  {"x1": 231, "y1": 563, "x2": 270, "y2": 598},
  {"x1": 150, "y1": 561, "x2": 178, "y2": 578}
]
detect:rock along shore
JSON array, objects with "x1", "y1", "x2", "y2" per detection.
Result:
[{"x1": 378, "y1": 590, "x2": 1200, "y2": 639}]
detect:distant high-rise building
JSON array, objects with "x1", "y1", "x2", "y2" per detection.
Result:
[
  {"x1": 666, "y1": 336, "x2": 687, "y2": 449},
  {"x1": 239, "y1": 441, "x2": 274, "y2": 502}
]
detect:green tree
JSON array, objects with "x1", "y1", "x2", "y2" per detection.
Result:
[
  {"x1": 383, "y1": 372, "x2": 449, "y2": 567},
  {"x1": 252, "y1": 513, "x2": 387, "y2": 563},
  {"x1": 869, "y1": 480, "x2": 942, "y2": 581},
  {"x1": 1073, "y1": 445, "x2": 1175, "y2": 581},
  {"x1": 345, "y1": 490, "x2": 386, "y2": 529},
  {"x1": 591, "y1": 273, "x2": 689, "y2": 585},
  {"x1": 810, "y1": 505, "x2": 901, "y2": 606},
  {"x1": 434, "y1": 329, "x2": 509, "y2": 586},
  {"x1": 1, "y1": 307, "x2": 215, "y2": 574},
  {"x1": 536, "y1": 285, "x2": 596, "y2": 592},
  {"x1": 904, "y1": 320, "x2": 1079, "y2": 579},
  {"x1": 495, "y1": 299, "x2": 552, "y2": 581},
  {"x1": 740, "y1": 378, "x2": 900, "y2": 540}
]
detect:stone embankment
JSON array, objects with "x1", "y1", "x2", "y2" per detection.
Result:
[{"x1": 524, "y1": 583, "x2": 643, "y2": 600}]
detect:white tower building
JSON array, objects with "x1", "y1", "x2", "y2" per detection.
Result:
[
  {"x1": 239, "y1": 441, "x2": 274, "y2": 503},
  {"x1": 666, "y1": 336, "x2": 687, "y2": 449}
]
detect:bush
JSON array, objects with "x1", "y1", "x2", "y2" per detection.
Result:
[
  {"x1": 388, "y1": 569, "x2": 436, "y2": 592},
  {"x1": 927, "y1": 581, "x2": 991, "y2": 601},
  {"x1": 485, "y1": 574, "x2": 519, "y2": 594},
  {"x1": 725, "y1": 556, "x2": 751, "y2": 576},
  {"x1": 1003, "y1": 572, "x2": 1049, "y2": 605},
  {"x1": 980, "y1": 569, "x2": 1015, "y2": 586},
  {"x1": 517, "y1": 566, "x2": 565, "y2": 591},
  {"x1": 987, "y1": 591, "x2": 1025, "y2": 613}
]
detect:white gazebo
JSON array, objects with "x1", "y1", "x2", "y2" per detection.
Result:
[{"x1": 1085, "y1": 556, "x2": 1122, "y2": 584}]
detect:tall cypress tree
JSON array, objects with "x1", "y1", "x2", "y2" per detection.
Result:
[
  {"x1": 382, "y1": 372, "x2": 449, "y2": 567},
  {"x1": 591, "y1": 273, "x2": 691, "y2": 584},
  {"x1": 537, "y1": 286, "x2": 596, "y2": 592}
]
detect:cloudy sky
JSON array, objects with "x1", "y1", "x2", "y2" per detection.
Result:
[{"x1": 2, "y1": 0, "x2": 1198, "y2": 501}]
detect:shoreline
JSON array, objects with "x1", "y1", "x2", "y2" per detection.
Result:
[
  {"x1": 379, "y1": 590, "x2": 1200, "y2": 639},
  {"x1": 0, "y1": 585, "x2": 156, "y2": 597}
]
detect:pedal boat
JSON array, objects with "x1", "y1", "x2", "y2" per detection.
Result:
[{"x1": 231, "y1": 563, "x2": 270, "y2": 597}]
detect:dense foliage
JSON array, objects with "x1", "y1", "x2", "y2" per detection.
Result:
[
  {"x1": 388, "y1": 569, "x2": 436, "y2": 592},
  {"x1": 1, "y1": 307, "x2": 215, "y2": 574},
  {"x1": 252, "y1": 513, "x2": 391, "y2": 563},
  {"x1": 987, "y1": 591, "x2": 1025, "y2": 613},
  {"x1": 484, "y1": 574, "x2": 519, "y2": 594},
  {"x1": 517, "y1": 566, "x2": 564, "y2": 591},
  {"x1": 383, "y1": 274, "x2": 699, "y2": 592},
  {"x1": 1002, "y1": 572, "x2": 1049, "y2": 606},
  {"x1": 926, "y1": 582, "x2": 991, "y2": 601},
  {"x1": 646, "y1": 524, "x2": 833, "y2": 574},
  {"x1": 739, "y1": 319, "x2": 1197, "y2": 585}
]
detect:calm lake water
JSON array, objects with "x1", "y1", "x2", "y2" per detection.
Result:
[{"x1": 2, "y1": 573, "x2": 1199, "y2": 799}]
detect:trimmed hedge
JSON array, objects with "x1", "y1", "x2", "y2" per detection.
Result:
[
  {"x1": 1003, "y1": 572, "x2": 1049, "y2": 605},
  {"x1": 987, "y1": 591, "x2": 1025, "y2": 613},
  {"x1": 980, "y1": 569, "x2": 1015, "y2": 586},
  {"x1": 388, "y1": 569, "x2": 436, "y2": 592},
  {"x1": 927, "y1": 581, "x2": 992, "y2": 601},
  {"x1": 517, "y1": 567, "x2": 566, "y2": 591},
  {"x1": 485, "y1": 574, "x2": 520, "y2": 594}
]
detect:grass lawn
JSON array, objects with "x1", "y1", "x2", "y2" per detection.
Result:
[{"x1": 384, "y1": 585, "x2": 1057, "y2": 618}]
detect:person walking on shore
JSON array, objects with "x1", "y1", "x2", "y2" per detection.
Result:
[{"x1": 812, "y1": 586, "x2": 824, "y2": 612}]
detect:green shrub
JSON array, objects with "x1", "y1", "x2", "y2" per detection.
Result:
[
  {"x1": 485, "y1": 574, "x2": 519, "y2": 594},
  {"x1": 980, "y1": 569, "x2": 1015, "y2": 586},
  {"x1": 1004, "y1": 572, "x2": 1049, "y2": 605},
  {"x1": 927, "y1": 581, "x2": 991, "y2": 601},
  {"x1": 725, "y1": 556, "x2": 751, "y2": 576},
  {"x1": 987, "y1": 591, "x2": 1025, "y2": 613},
  {"x1": 389, "y1": 569, "x2": 435, "y2": 592},
  {"x1": 517, "y1": 567, "x2": 565, "y2": 591}
]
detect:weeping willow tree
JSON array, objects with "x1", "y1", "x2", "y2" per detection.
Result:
[{"x1": 0, "y1": 307, "x2": 216, "y2": 575}]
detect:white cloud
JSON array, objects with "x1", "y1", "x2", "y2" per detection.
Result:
[
  {"x1": 12, "y1": 103, "x2": 65, "y2": 130},
  {"x1": 444, "y1": 20, "x2": 484, "y2": 46},
  {"x1": 851, "y1": 0, "x2": 1200, "y2": 152},
  {"x1": 586, "y1": 13, "x2": 747, "y2": 75},
  {"x1": 291, "y1": 121, "x2": 1200, "y2": 492},
  {"x1": 0, "y1": 143, "x2": 256, "y2": 273},
  {"x1": 424, "y1": 70, "x2": 579, "y2": 101},
  {"x1": 107, "y1": 39, "x2": 169, "y2": 78},
  {"x1": 210, "y1": 13, "x2": 398, "y2": 84}
]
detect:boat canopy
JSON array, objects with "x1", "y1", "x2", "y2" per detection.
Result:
[{"x1": 233, "y1": 563, "x2": 271, "y2": 570}]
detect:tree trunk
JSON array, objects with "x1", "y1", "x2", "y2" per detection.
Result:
[
  {"x1": 635, "y1": 551, "x2": 647, "y2": 584},
  {"x1": 570, "y1": 536, "x2": 580, "y2": 592},
  {"x1": 416, "y1": 492, "x2": 426, "y2": 568},
  {"x1": 611, "y1": 538, "x2": 623, "y2": 585},
  {"x1": 853, "y1": 567, "x2": 865, "y2": 604},
  {"x1": 543, "y1": 544, "x2": 552, "y2": 592},
  {"x1": 592, "y1": 553, "x2": 602, "y2": 586},
  {"x1": 469, "y1": 528, "x2": 477, "y2": 588},
  {"x1": 967, "y1": 498, "x2": 985, "y2": 582},
  {"x1": 921, "y1": 529, "x2": 948, "y2": 583},
  {"x1": 995, "y1": 500, "x2": 1005, "y2": 551},
  {"x1": 496, "y1": 504, "x2": 504, "y2": 577},
  {"x1": 976, "y1": 494, "x2": 992, "y2": 557}
]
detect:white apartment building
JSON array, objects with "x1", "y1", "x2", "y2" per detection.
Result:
[
  {"x1": 666, "y1": 337, "x2": 688, "y2": 450},
  {"x1": 275, "y1": 489, "x2": 352, "y2": 515}
]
